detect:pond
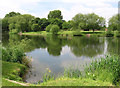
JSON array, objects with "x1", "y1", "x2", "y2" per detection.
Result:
[{"x1": 2, "y1": 33, "x2": 120, "y2": 83}]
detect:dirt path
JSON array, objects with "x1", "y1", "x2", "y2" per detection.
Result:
[{"x1": 5, "y1": 79, "x2": 29, "y2": 86}]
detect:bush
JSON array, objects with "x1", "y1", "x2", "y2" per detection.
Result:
[
  {"x1": 31, "y1": 24, "x2": 41, "y2": 32},
  {"x1": 114, "y1": 30, "x2": 120, "y2": 37},
  {"x1": 73, "y1": 30, "x2": 83, "y2": 36},
  {"x1": 50, "y1": 25, "x2": 60, "y2": 34},
  {"x1": 9, "y1": 29, "x2": 18, "y2": 34},
  {"x1": 2, "y1": 47, "x2": 24, "y2": 63},
  {"x1": 105, "y1": 30, "x2": 114, "y2": 37},
  {"x1": 45, "y1": 24, "x2": 52, "y2": 32},
  {"x1": 2, "y1": 39, "x2": 31, "y2": 66}
]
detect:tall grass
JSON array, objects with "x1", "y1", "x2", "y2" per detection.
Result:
[
  {"x1": 64, "y1": 68, "x2": 82, "y2": 78},
  {"x1": 85, "y1": 55, "x2": 120, "y2": 85},
  {"x1": 39, "y1": 55, "x2": 120, "y2": 85}
]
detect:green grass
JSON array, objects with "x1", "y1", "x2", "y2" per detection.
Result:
[
  {"x1": 22, "y1": 31, "x2": 52, "y2": 35},
  {"x1": 38, "y1": 55, "x2": 119, "y2": 86},
  {"x1": 2, "y1": 61, "x2": 26, "y2": 81},
  {"x1": 22, "y1": 30, "x2": 120, "y2": 37},
  {"x1": 22, "y1": 30, "x2": 108, "y2": 36},
  {"x1": 2, "y1": 78, "x2": 23, "y2": 86},
  {"x1": 39, "y1": 77, "x2": 112, "y2": 86},
  {"x1": 85, "y1": 55, "x2": 120, "y2": 85}
]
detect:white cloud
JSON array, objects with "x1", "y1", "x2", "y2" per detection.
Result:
[
  {"x1": 0, "y1": 0, "x2": 118, "y2": 26},
  {"x1": 56, "y1": 0, "x2": 118, "y2": 26}
]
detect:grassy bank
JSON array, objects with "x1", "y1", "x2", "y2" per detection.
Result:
[
  {"x1": 39, "y1": 77, "x2": 112, "y2": 86},
  {"x1": 2, "y1": 78, "x2": 23, "y2": 86},
  {"x1": 1, "y1": 39, "x2": 31, "y2": 86},
  {"x1": 22, "y1": 30, "x2": 120, "y2": 37},
  {"x1": 37, "y1": 55, "x2": 119, "y2": 86},
  {"x1": 2, "y1": 61, "x2": 28, "y2": 86},
  {"x1": 2, "y1": 55, "x2": 120, "y2": 86},
  {"x1": 2, "y1": 61, "x2": 27, "y2": 81}
]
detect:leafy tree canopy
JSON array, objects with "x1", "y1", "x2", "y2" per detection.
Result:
[
  {"x1": 48, "y1": 10, "x2": 63, "y2": 19},
  {"x1": 108, "y1": 14, "x2": 120, "y2": 31},
  {"x1": 5, "y1": 12, "x2": 21, "y2": 18}
]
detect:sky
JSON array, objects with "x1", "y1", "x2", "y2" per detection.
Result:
[{"x1": 0, "y1": 0, "x2": 119, "y2": 25}]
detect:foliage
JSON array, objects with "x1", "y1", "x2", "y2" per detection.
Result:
[
  {"x1": 5, "y1": 12, "x2": 21, "y2": 18},
  {"x1": 85, "y1": 55, "x2": 120, "y2": 85},
  {"x1": 72, "y1": 13, "x2": 106, "y2": 31},
  {"x1": 105, "y1": 30, "x2": 114, "y2": 37},
  {"x1": 2, "y1": 61, "x2": 26, "y2": 81},
  {"x1": 9, "y1": 29, "x2": 18, "y2": 34},
  {"x1": 108, "y1": 14, "x2": 120, "y2": 31},
  {"x1": 48, "y1": 10, "x2": 63, "y2": 19},
  {"x1": 31, "y1": 24, "x2": 41, "y2": 32},
  {"x1": 114, "y1": 30, "x2": 120, "y2": 37},
  {"x1": 2, "y1": 11, "x2": 108, "y2": 33},
  {"x1": 38, "y1": 18, "x2": 49, "y2": 30},
  {"x1": 62, "y1": 21, "x2": 70, "y2": 29},
  {"x1": 45, "y1": 24, "x2": 52, "y2": 32},
  {"x1": 50, "y1": 25, "x2": 60, "y2": 34},
  {"x1": 49, "y1": 18, "x2": 63, "y2": 29},
  {"x1": 2, "y1": 18, "x2": 9, "y2": 31},
  {"x1": 2, "y1": 39, "x2": 31, "y2": 65},
  {"x1": 64, "y1": 68, "x2": 82, "y2": 78},
  {"x1": 8, "y1": 14, "x2": 34, "y2": 32}
]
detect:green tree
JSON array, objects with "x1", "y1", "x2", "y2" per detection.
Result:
[
  {"x1": 62, "y1": 21, "x2": 70, "y2": 30},
  {"x1": 32, "y1": 17, "x2": 40, "y2": 24},
  {"x1": 72, "y1": 13, "x2": 85, "y2": 29},
  {"x1": 5, "y1": 12, "x2": 21, "y2": 17},
  {"x1": 31, "y1": 24, "x2": 41, "y2": 32},
  {"x1": 2, "y1": 18, "x2": 9, "y2": 31},
  {"x1": 45, "y1": 24, "x2": 52, "y2": 32},
  {"x1": 8, "y1": 14, "x2": 34, "y2": 32},
  {"x1": 48, "y1": 10, "x2": 63, "y2": 19},
  {"x1": 49, "y1": 18, "x2": 63, "y2": 29},
  {"x1": 9, "y1": 23, "x2": 15, "y2": 30},
  {"x1": 50, "y1": 25, "x2": 60, "y2": 34},
  {"x1": 38, "y1": 18, "x2": 49, "y2": 30},
  {"x1": 108, "y1": 14, "x2": 120, "y2": 31},
  {"x1": 72, "y1": 13, "x2": 106, "y2": 31}
]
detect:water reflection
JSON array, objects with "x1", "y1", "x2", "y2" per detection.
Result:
[
  {"x1": 69, "y1": 37, "x2": 104, "y2": 57},
  {"x1": 2, "y1": 34, "x2": 120, "y2": 83}
]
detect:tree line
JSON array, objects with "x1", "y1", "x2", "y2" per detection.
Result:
[{"x1": 1, "y1": 10, "x2": 120, "y2": 33}]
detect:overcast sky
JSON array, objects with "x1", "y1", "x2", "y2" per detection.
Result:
[{"x1": 0, "y1": 0, "x2": 119, "y2": 25}]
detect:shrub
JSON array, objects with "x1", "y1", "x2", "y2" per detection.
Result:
[
  {"x1": 31, "y1": 24, "x2": 41, "y2": 32},
  {"x1": 73, "y1": 30, "x2": 83, "y2": 36},
  {"x1": 2, "y1": 39, "x2": 31, "y2": 66},
  {"x1": 9, "y1": 29, "x2": 18, "y2": 34},
  {"x1": 2, "y1": 47, "x2": 24, "y2": 63},
  {"x1": 50, "y1": 25, "x2": 60, "y2": 34},
  {"x1": 105, "y1": 30, "x2": 114, "y2": 37},
  {"x1": 45, "y1": 24, "x2": 52, "y2": 32},
  {"x1": 114, "y1": 30, "x2": 120, "y2": 37}
]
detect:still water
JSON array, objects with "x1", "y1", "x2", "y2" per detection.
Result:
[{"x1": 2, "y1": 33, "x2": 120, "y2": 83}]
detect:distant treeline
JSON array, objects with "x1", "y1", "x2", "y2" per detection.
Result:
[{"x1": 1, "y1": 10, "x2": 120, "y2": 33}]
